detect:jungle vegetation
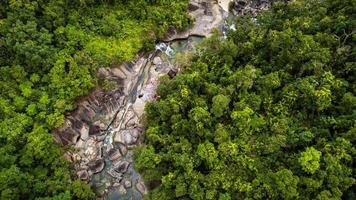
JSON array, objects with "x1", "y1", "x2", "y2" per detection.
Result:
[
  {"x1": 0, "y1": 0, "x2": 191, "y2": 199},
  {"x1": 134, "y1": 0, "x2": 356, "y2": 199}
]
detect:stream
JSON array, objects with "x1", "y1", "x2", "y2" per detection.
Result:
[{"x1": 91, "y1": 37, "x2": 205, "y2": 200}]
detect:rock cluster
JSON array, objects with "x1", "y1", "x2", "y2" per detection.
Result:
[
  {"x1": 53, "y1": 88, "x2": 124, "y2": 146},
  {"x1": 54, "y1": 50, "x2": 176, "y2": 198},
  {"x1": 107, "y1": 160, "x2": 130, "y2": 180},
  {"x1": 164, "y1": 0, "x2": 226, "y2": 41},
  {"x1": 230, "y1": 0, "x2": 280, "y2": 17}
]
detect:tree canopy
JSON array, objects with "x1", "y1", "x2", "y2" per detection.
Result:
[{"x1": 134, "y1": 0, "x2": 356, "y2": 199}]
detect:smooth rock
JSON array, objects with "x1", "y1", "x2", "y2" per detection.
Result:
[
  {"x1": 132, "y1": 98, "x2": 145, "y2": 117},
  {"x1": 80, "y1": 163, "x2": 89, "y2": 170},
  {"x1": 111, "y1": 67, "x2": 127, "y2": 79},
  {"x1": 54, "y1": 87, "x2": 125, "y2": 146},
  {"x1": 108, "y1": 148, "x2": 122, "y2": 161},
  {"x1": 88, "y1": 170, "x2": 94, "y2": 177},
  {"x1": 113, "y1": 160, "x2": 130, "y2": 174},
  {"x1": 188, "y1": 2, "x2": 200, "y2": 11},
  {"x1": 119, "y1": 144, "x2": 128, "y2": 156},
  {"x1": 126, "y1": 115, "x2": 139, "y2": 128},
  {"x1": 124, "y1": 180, "x2": 132, "y2": 188},
  {"x1": 153, "y1": 57, "x2": 162, "y2": 65},
  {"x1": 89, "y1": 125, "x2": 101, "y2": 135},
  {"x1": 84, "y1": 138, "x2": 102, "y2": 160},
  {"x1": 96, "y1": 134, "x2": 106, "y2": 141},
  {"x1": 218, "y1": 0, "x2": 232, "y2": 12},
  {"x1": 108, "y1": 170, "x2": 123, "y2": 180},
  {"x1": 114, "y1": 131, "x2": 124, "y2": 144},
  {"x1": 93, "y1": 121, "x2": 106, "y2": 130},
  {"x1": 168, "y1": 68, "x2": 178, "y2": 79},
  {"x1": 135, "y1": 179, "x2": 147, "y2": 196},
  {"x1": 53, "y1": 129, "x2": 80, "y2": 145},
  {"x1": 88, "y1": 159, "x2": 105, "y2": 174},
  {"x1": 80, "y1": 123, "x2": 90, "y2": 140},
  {"x1": 108, "y1": 160, "x2": 131, "y2": 179},
  {"x1": 56, "y1": 0, "x2": 233, "y2": 196},
  {"x1": 72, "y1": 153, "x2": 81, "y2": 162},
  {"x1": 77, "y1": 170, "x2": 89, "y2": 180},
  {"x1": 123, "y1": 129, "x2": 139, "y2": 145},
  {"x1": 113, "y1": 182, "x2": 121, "y2": 187},
  {"x1": 123, "y1": 110, "x2": 136, "y2": 125},
  {"x1": 118, "y1": 185, "x2": 127, "y2": 195},
  {"x1": 75, "y1": 139, "x2": 85, "y2": 149}
]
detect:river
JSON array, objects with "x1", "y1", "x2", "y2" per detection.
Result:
[{"x1": 95, "y1": 37, "x2": 205, "y2": 200}]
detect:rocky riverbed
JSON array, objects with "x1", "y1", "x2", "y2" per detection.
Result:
[
  {"x1": 55, "y1": 38, "x2": 203, "y2": 199},
  {"x1": 54, "y1": 0, "x2": 277, "y2": 199}
]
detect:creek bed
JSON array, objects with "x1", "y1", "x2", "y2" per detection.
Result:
[{"x1": 91, "y1": 37, "x2": 203, "y2": 200}]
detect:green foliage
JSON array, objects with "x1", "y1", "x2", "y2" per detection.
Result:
[
  {"x1": 71, "y1": 180, "x2": 95, "y2": 200},
  {"x1": 135, "y1": 0, "x2": 356, "y2": 199},
  {"x1": 0, "y1": 0, "x2": 191, "y2": 199},
  {"x1": 211, "y1": 94, "x2": 230, "y2": 118},
  {"x1": 299, "y1": 147, "x2": 322, "y2": 174}
]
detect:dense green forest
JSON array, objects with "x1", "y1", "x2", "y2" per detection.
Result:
[
  {"x1": 0, "y1": 0, "x2": 191, "y2": 199},
  {"x1": 135, "y1": 0, "x2": 356, "y2": 199}
]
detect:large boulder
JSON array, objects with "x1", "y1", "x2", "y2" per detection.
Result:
[
  {"x1": 124, "y1": 180, "x2": 132, "y2": 188},
  {"x1": 114, "y1": 129, "x2": 140, "y2": 145},
  {"x1": 77, "y1": 170, "x2": 89, "y2": 180},
  {"x1": 153, "y1": 57, "x2": 162, "y2": 65},
  {"x1": 88, "y1": 159, "x2": 105, "y2": 174},
  {"x1": 84, "y1": 138, "x2": 102, "y2": 160},
  {"x1": 89, "y1": 125, "x2": 101, "y2": 135},
  {"x1": 108, "y1": 160, "x2": 131, "y2": 179},
  {"x1": 108, "y1": 148, "x2": 122, "y2": 161},
  {"x1": 119, "y1": 144, "x2": 128, "y2": 156},
  {"x1": 113, "y1": 160, "x2": 130, "y2": 174},
  {"x1": 135, "y1": 179, "x2": 147, "y2": 196},
  {"x1": 168, "y1": 68, "x2": 178, "y2": 79}
]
